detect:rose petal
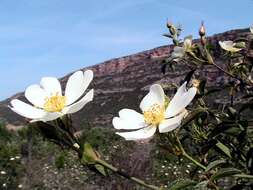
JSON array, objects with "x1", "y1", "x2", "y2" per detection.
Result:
[
  {"x1": 40, "y1": 77, "x2": 62, "y2": 96},
  {"x1": 10, "y1": 99, "x2": 46, "y2": 120},
  {"x1": 165, "y1": 82, "x2": 196, "y2": 118},
  {"x1": 65, "y1": 70, "x2": 93, "y2": 105},
  {"x1": 113, "y1": 109, "x2": 145, "y2": 130},
  {"x1": 116, "y1": 126, "x2": 156, "y2": 141},
  {"x1": 31, "y1": 112, "x2": 63, "y2": 122},
  {"x1": 250, "y1": 26, "x2": 253, "y2": 34},
  {"x1": 159, "y1": 109, "x2": 187, "y2": 133},
  {"x1": 172, "y1": 46, "x2": 184, "y2": 58},
  {"x1": 113, "y1": 117, "x2": 145, "y2": 130},
  {"x1": 25, "y1": 84, "x2": 47, "y2": 108},
  {"x1": 140, "y1": 84, "x2": 165, "y2": 112},
  {"x1": 119, "y1": 108, "x2": 144, "y2": 123},
  {"x1": 63, "y1": 89, "x2": 93, "y2": 114}
]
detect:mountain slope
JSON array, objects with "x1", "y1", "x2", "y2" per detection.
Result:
[{"x1": 0, "y1": 28, "x2": 252, "y2": 128}]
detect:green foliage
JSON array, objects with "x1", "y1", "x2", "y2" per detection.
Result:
[
  {"x1": 205, "y1": 159, "x2": 227, "y2": 172},
  {"x1": 161, "y1": 22, "x2": 253, "y2": 189},
  {"x1": 210, "y1": 168, "x2": 241, "y2": 181},
  {"x1": 0, "y1": 121, "x2": 12, "y2": 142},
  {"x1": 168, "y1": 179, "x2": 197, "y2": 190},
  {"x1": 55, "y1": 152, "x2": 66, "y2": 169},
  {"x1": 79, "y1": 126, "x2": 120, "y2": 152},
  {"x1": 0, "y1": 122, "x2": 24, "y2": 189}
]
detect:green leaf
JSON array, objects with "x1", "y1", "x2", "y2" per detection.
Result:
[
  {"x1": 205, "y1": 159, "x2": 227, "y2": 172},
  {"x1": 94, "y1": 164, "x2": 107, "y2": 176},
  {"x1": 194, "y1": 181, "x2": 208, "y2": 189},
  {"x1": 81, "y1": 143, "x2": 98, "y2": 164},
  {"x1": 210, "y1": 168, "x2": 241, "y2": 181},
  {"x1": 168, "y1": 179, "x2": 197, "y2": 190},
  {"x1": 235, "y1": 41, "x2": 246, "y2": 48},
  {"x1": 216, "y1": 142, "x2": 231, "y2": 158},
  {"x1": 246, "y1": 147, "x2": 253, "y2": 171}
]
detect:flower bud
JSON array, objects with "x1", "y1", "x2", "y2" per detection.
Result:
[
  {"x1": 166, "y1": 20, "x2": 173, "y2": 29},
  {"x1": 250, "y1": 25, "x2": 253, "y2": 34},
  {"x1": 199, "y1": 22, "x2": 206, "y2": 37},
  {"x1": 73, "y1": 143, "x2": 80, "y2": 149}
]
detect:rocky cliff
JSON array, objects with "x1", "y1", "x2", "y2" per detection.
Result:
[{"x1": 0, "y1": 28, "x2": 252, "y2": 128}]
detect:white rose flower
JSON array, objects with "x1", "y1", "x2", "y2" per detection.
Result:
[
  {"x1": 250, "y1": 25, "x2": 253, "y2": 34},
  {"x1": 112, "y1": 82, "x2": 197, "y2": 140},
  {"x1": 9, "y1": 70, "x2": 94, "y2": 122},
  {"x1": 171, "y1": 37, "x2": 192, "y2": 61},
  {"x1": 219, "y1": 41, "x2": 241, "y2": 53}
]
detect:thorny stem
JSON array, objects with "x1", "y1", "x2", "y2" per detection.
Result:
[
  {"x1": 75, "y1": 145, "x2": 162, "y2": 190},
  {"x1": 203, "y1": 47, "x2": 242, "y2": 82},
  {"x1": 95, "y1": 159, "x2": 162, "y2": 190},
  {"x1": 175, "y1": 136, "x2": 207, "y2": 170},
  {"x1": 211, "y1": 61, "x2": 240, "y2": 81},
  {"x1": 174, "y1": 133, "x2": 253, "y2": 182}
]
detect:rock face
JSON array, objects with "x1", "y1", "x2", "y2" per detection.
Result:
[{"x1": 0, "y1": 28, "x2": 252, "y2": 128}]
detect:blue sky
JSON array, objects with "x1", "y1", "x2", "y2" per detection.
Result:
[{"x1": 0, "y1": 0, "x2": 253, "y2": 100}]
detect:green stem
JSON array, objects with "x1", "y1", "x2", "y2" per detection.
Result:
[
  {"x1": 182, "y1": 151, "x2": 206, "y2": 170},
  {"x1": 189, "y1": 52, "x2": 206, "y2": 63},
  {"x1": 176, "y1": 136, "x2": 206, "y2": 170},
  {"x1": 203, "y1": 47, "x2": 240, "y2": 81},
  {"x1": 96, "y1": 159, "x2": 162, "y2": 190},
  {"x1": 212, "y1": 61, "x2": 239, "y2": 81}
]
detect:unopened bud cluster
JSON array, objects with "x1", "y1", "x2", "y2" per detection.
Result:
[
  {"x1": 199, "y1": 22, "x2": 206, "y2": 46},
  {"x1": 164, "y1": 21, "x2": 181, "y2": 45}
]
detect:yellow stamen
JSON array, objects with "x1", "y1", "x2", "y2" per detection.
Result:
[
  {"x1": 44, "y1": 93, "x2": 66, "y2": 112},
  {"x1": 143, "y1": 104, "x2": 165, "y2": 126}
]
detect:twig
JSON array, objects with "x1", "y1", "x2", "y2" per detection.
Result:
[{"x1": 96, "y1": 159, "x2": 162, "y2": 190}]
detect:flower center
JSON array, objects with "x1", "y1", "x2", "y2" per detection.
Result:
[
  {"x1": 44, "y1": 93, "x2": 66, "y2": 112},
  {"x1": 143, "y1": 104, "x2": 165, "y2": 126}
]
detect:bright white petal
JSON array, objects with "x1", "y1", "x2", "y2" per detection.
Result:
[
  {"x1": 25, "y1": 84, "x2": 47, "y2": 108},
  {"x1": 82, "y1": 70, "x2": 93, "y2": 94},
  {"x1": 116, "y1": 126, "x2": 156, "y2": 141},
  {"x1": 219, "y1": 41, "x2": 241, "y2": 52},
  {"x1": 119, "y1": 109, "x2": 144, "y2": 123},
  {"x1": 165, "y1": 82, "x2": 197, "y2": 118},
  {"x1": 184, "y1": 38, "x2": 192, "y2": 50},
  {"x1": 31, "y1": 112, "x2": 63, "y2": 122},
  {"x1": 140, "y1": 84, "x2": 165, "y2": 112},
  {"x1": 65, "y1": 70, "x2": 93, "y2": 105},
  {"x1": 219, "y1": 41, "x2": 233, "y2": 50},
  {"x1": 63, "y1": 89, "x2": 94, "y2": 114},
  {"x1": 40, "y1": 77, "x2": 62, "y2": 96},
  {"x1": 172, "y1": 47, "x2": 184, "y2": 58},
  {"x1": 113, "y1": 117, "x2": 145, "y2": 130},
  {"x1": 250, "y1": 26, "x2": 253, "y2": 34},
  {"x1": 219, "y1": 41, "x2": 228, "y2": 50},
  {"x1": 40, "y1": 112, "x2": 62, "y2": 122},
  {"x1": 165, "y1": 82, "x2": 187, "y2": 116},
  {"x1": 112, "y1": 109, "x2": 145, "y2": 129},
  {"x1": 159, "y1": 110, "x2": 187, "y2": 133},
  {"x1": 10, "y1": 99, "x2": 46, "y2": 119}
]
